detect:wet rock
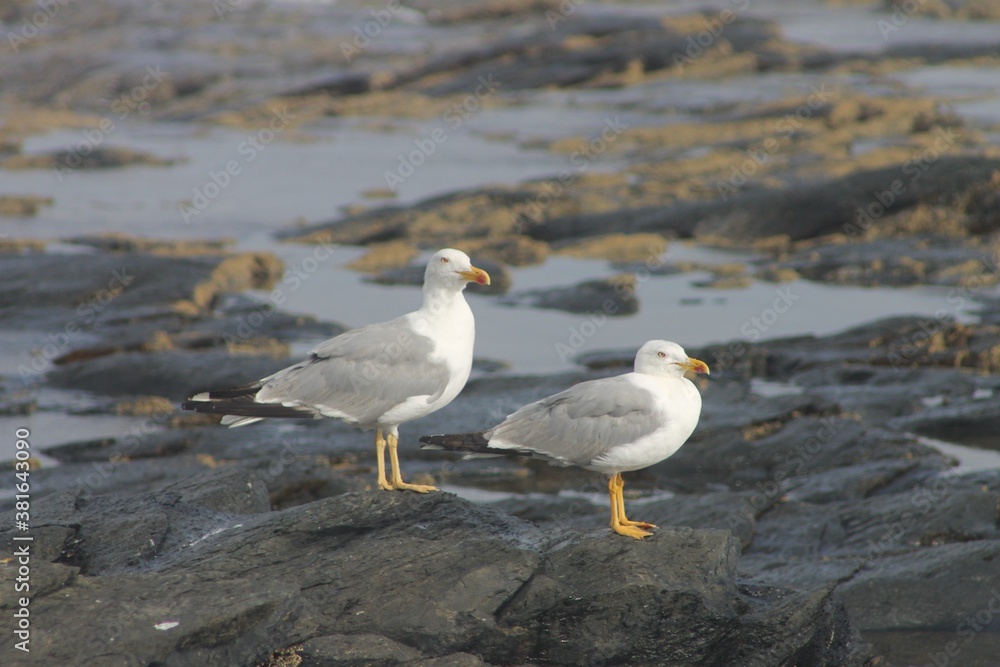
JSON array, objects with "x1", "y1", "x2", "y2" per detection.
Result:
[
  {"x1": 634, "y1": 491, "x2": 761, "y2": 549},
  {"x1": 486, "y1": 493, "x2": 602, "y2": 527},
  {"x1": 1, "y1": 146, "x2": 179, "y2": 171},
  {"x1": 410, "y1": 0, "x2": 564, "y2": 24},
  {"x1": 112, "y1": 395, "x2": 175, "y2": 416},
  {"x1": 888, "y1": 393, "x2": 1000, "y2": 448},
  {"x1": 43, "y1": 434, "x2": 192, "y2": 465},
  {"x1": 278, "y1": 188, "x2": 535, "y2": 246},
  {"x1": 366, "y1": 258, "x2": 511, "y2": 295},
  {"x1": 782, "y1": 459, "x2": 922, "y2": 504},
  {"x1": 779, "y1": 235, "x2": 1000, "y2": 287},
  {"x1": 456, "y1": 236, "x2": 550, "y2": 267},
  {"x1": 0, "y1": 237, "x2": 47, "y2": 254},
  {"x1": 498, "y1": 273, "x2": 638, "y2": 315},
  {"x1": 0, "y1": 250, "x2": 282, "y2": 333},
  {"x1": 553, "y1": 233, "x2": 667, "y2": 262},
  {"x1": 0, "y1": 483, "x2": 871, "y2": 666},
  {"x1": 296, "y1": 633, "x2": 423, "y2": 666},
  {"x1": 11, "y1": 317, "x2": 1000, "y2": 665},
  {"x1": 837, "y1": 540, "x2": 1000, "y2": 662},
  {"x1": 0, "y1": 194, "x2": 53, "y2": 217},
  {"x1": 345, "y1": 240, "x2": 420, "y2": 272},
  {"x1": 0, "y1": 395, "x2": 35, "y2": 416},
  {"x1": 289, "y1": 153, "x2": 1000, "y2": 262},
  {"x1": 64, "y1": 233, "x2": 234, "y2": 256},
  {"x1": 17, "y1": 429, "x2": 370, "y2": 514},
  {"x1": 691, "y1": 273, "x2": 753, "y2": 289},
  {"x1": 0, "y1": 526, "x2": 78, "y2": 608},
  {"x1": 157, "y1": 467, "x2": 272, "y2": 515},
  {"x1": 524, "y1": 156, "x2": 1000, "y2": 244},
  {"x1": 46, "y1": 349, "x2": 294, "y2": 401},
  {"x1": 881, "y1": 0, "x2": 1000, "y2": 20},
  {"x1": 291, "y1": 14, "x2": 783, "y2": 97}
]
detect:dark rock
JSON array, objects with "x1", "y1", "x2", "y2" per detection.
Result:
[
  {"x1": 498, "y1": 274, "x2": 638, "y2": 315},
  {"x1": 366, "y1": 258, "x2": 512, "y2": 295},
  {"x1": 17, "y1": 428, "x2": 370, "y2": 513},
  {"x1": 487, "y1": 494, "x2": 602, "y2": 527},
  {"x1": 189, "y1": 294, "x2": 347, "y2": 344},
  {"x1": 0, "y1": 249, "x2": 286, "y2": 392},
  {"x1": 888, "y1": 394, "x2": 1000, "y2": 449},
  {"x1": 411, "y1": 654, "x2": 494, "y2": 667},
  {"x1": 296, "y1": 638, "x2": 503, "y2": 667},
  {"x1": 297, "y1": 633, "x2": 423, "y2": 666},
  {"x1": 46, "y1": 349, "x2": 294, "y2": 401},
  {"x1": 0, "y1": 194, "x2": 53, "y2": 217},
  {"x1": 43, "y1": 434, "x2": 193, "y2": 464},
  {"x1": 0, "y1": 252, "x2": 215, "y2": 330},
  {"x1": 290, "y1": 15, "x2": 783, "y2": 97},
  {"x1": 779, "y1": 235, "x2": 1000, "y2": 287},
  {"x1": 157, "y1": 468, "x2": 271, "y2": 515},
  {"x1": 837, "y1": 539, "x2": 1000, "y2": 642},
  {"x1": 523, "y1": 156, "x2": 1000, "y2": 244},
  {"x1": 0, "y1": 526, "x2": 78, "y2": 608},
  {"x1": 9, "y1": 569, "x2": 302, "y2": 665},
  {"x1": 0, "y1": 395, "x2": 35, "y2": 416},
  {"x1": 2, "y1": 146, "x2": 179, "y2": 171},
  {"x1": 782, "y1": 459, "x2": 921, "y2": 504},
  {"x1": 0, "y1": 482, "x2": 871, "y2": 665},
  {"x1": 572, "y1": 350, "x2": 633, "y2": 371},
  {"x1": 278, "y1": 188, "x2": 538, "y2": 246},
  {"x1": 0, "y1": 456, "x2": 218, "y2": 513},
  {"x1": 638, "y1": 491, "x2": 761, "y2": 549}
]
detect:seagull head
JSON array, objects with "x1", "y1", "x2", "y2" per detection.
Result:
[
  {"x1": 634, "y1": 340, "x2": 710, "y2": 378},
  {"x1": 424, "y1": 248, "x2": 491, "y2": 290}
]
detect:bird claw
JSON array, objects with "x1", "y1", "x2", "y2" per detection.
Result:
[
  {"x1": 612, "y1": 524, "x2": 653, "y2": 540},
  {"x1": 621, "y1": 520, "x2": 657, "y2": 530},
  {"x1": 392, "y1": 481, "x2": 438, "y2": 493}
]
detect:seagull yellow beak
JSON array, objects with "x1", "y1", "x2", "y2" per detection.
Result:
[
  {"x1": 680, "y1": 357, "x2": 710, "y2": 375},
  {"x1": 459, "y1": 266, "x2": 491, "y2": 286}
]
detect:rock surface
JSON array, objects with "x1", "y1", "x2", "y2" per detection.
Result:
[
  {"x1": 0, "y1": 478, "x2": 872, "y2": 666},
  {"x1": 9, "y1": 288, "x2": 1000, "y2": 664},
  {"x1": 3, "y1": 0, "x2": 1000, "y2": 664}
]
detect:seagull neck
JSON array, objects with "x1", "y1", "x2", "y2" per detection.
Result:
[{"x1": 421, "y1": 283, "x2": 467, "y2": 313}]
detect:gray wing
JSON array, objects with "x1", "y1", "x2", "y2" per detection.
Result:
[
  {"x1": 255, "y1": 315, "x2": 449, "y2": 425},
  {"x1": 486, "y1": 375, "x2": 663, "y2": 467}
]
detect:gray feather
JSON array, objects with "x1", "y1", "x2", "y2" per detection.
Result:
[
  {"x1": 255, "y1": 316, "x2": 449, "y2": 426},
  {"x1": 486, "y1": 375, "x2": 662, "y2": 467}
]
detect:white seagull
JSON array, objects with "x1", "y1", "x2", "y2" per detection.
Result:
[
  {"x1": 183, "y1": 248, "x2": 490, "y2": 493},
  {"x1": 421, "y1": 340, "x2": 708, "y2": 538}
]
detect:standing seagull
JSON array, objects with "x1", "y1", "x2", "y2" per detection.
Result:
[
  {"x1": 421, "y1": 340, "x2": 708, "y2": 538},
  {"x1": 183, "y1": 248, "x2": 490, "y2": 493}
]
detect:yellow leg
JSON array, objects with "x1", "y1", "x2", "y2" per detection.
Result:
[
  {"x1": 615, "y1": 473, "x2": 657, "y2": 530},
  {"x1": 375, "y1": 429, "x2": 394, "y2": 491},
  {"x1": 609, "y1": 472, "x2": 653, "y2": 539},
  {"x1": 387, "y1": 432, "x2": 437, "y2": 493}
]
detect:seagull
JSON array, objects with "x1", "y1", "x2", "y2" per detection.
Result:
[
  {"x1": 420, "y1": 340, "x2": 708, "y2": 538},
  {"x1": 182, "y1": 248, "x2": 490, "y2": 493}
]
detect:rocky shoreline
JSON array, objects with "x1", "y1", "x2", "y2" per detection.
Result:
[
  {"x1": 1, "y1": 241, "x2": 998, "y2": 664},
  {"x1": 3, "y1": 0, "x2": 1000, "y2": 664}
]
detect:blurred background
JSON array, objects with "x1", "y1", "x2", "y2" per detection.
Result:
[{"x1": 2, "y1": 0, "x2": 1000, "y2": 453}]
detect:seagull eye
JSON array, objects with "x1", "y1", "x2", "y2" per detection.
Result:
[
  {"x1": 440, "y1": 257, "x2": 449, "y2": 264},
  {"x1": 657, "y1": 351, "x2": 666, "y2": 358}
]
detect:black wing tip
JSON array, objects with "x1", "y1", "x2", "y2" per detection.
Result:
[
  {"x1": 186, "y1": 383, "x2": 263, "y2": 401},
  {"x1": 181, "y1": 395, "x2": 313, "y2": 420},
  {"x1": 419, "y1": 431, "x2": 491, "y2": 452}
]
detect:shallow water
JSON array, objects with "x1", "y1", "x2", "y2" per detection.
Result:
[
  {"x1": 2, "y1": 1, "x2": 999, "y2": 469},
  {"x1": 256, "y1": 242, "x2": 983, "y2": 377}
]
